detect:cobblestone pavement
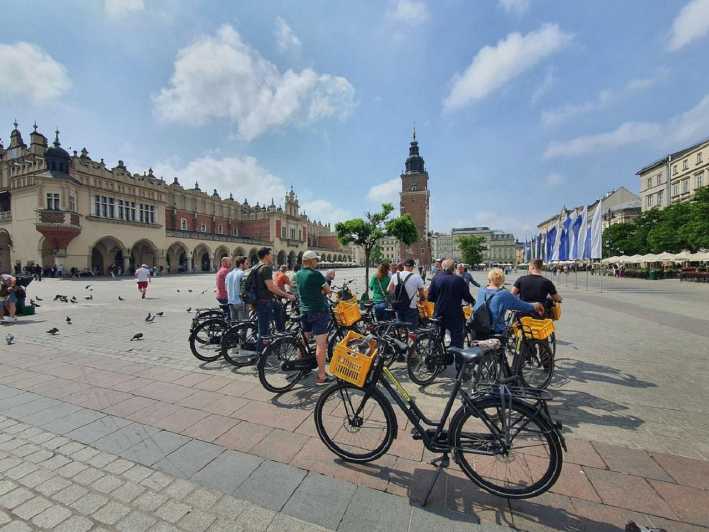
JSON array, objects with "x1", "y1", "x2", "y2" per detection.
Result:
[{"x1": 0, "y1": 271, "x2": 708, "y2": 530}]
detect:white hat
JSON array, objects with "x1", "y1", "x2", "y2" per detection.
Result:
[{"x1": 302, "y1": 250, "x2": 321, "y2": 261}]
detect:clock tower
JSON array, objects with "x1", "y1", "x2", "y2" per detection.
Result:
[{"x1": 399, "y1": 129, "x2": 431, "y2": 266}]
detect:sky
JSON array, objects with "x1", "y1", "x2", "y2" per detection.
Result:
[{"x1": 1, "y1": 0, "x2": 709, "y2": 239}]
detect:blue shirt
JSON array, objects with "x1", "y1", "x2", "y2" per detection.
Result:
[
  {"x1": 473, "y1": 287, "x2": 537, "y2": 333},
  {"x1": 427, "y1": 271, "x2": 474, "y2": 320},
  {"x1": 226, "y1": 268, "x2": 245, "y2": 305}
]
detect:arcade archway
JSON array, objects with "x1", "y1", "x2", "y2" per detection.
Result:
[
  {"x1": 0, "y1": 230, "x2": 11, "y2": 274},
  {"x1": 193, "y1": 244, "x2": 211, "y2": 272},
  {"x1": 130, "y1": 239, "x2": 158, "y2": 272},
  {"x1": 91, "y1": 236, "x2": 127, "y2": 275},
  {"x1": 167, "y1": 242, "x2": 189, "y2": 273}
]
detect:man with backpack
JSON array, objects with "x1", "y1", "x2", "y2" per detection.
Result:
[
  {"x1": 241, "y1": 247, "x2": 295, "y2": 351},
  {"x1": 472, "y1": 268, "x2": 544, "y2": 338},
  {"x1": 427, "y1": 259, "x2": 474, "y2": 349},
  {"x1": 387, "y1": 258, "x2": 425, "y2": 328}
]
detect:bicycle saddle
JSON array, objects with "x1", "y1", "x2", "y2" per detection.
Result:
[{"x1": 449, "y1": 339, "x2": 500, "y2": 365}]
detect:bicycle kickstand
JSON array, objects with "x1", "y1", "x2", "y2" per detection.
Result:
[{"x1": 420, "y1": 453, "x2": 449, "y2": 507}]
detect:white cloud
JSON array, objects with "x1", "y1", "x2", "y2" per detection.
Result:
[
  {"x1": 0, "y1": 42, "x2": 71, "y2": 104},
  {"x1": 531, "y1": 67, "x2": 555, "y2": 105},
  {"x1": 367, "y1": 178, "x2": 400, "y2": 204},
  {"x1": 542, "y1": 74, "x2": 663, "y2": 127},
  {"x1": 274, "y1": 17, "x2": 302, "y2": 53},
  {"x1": 543, "y1": 92, "x2": 709, "y2": 159},
  {"x1": 153, "y1": 25, "x2": 356, "y2": 141},
  {"x1": 443, "y1": 24, "x2": 571, "y2": 111},
  {"x1": 543, "y1": 173, "x2": 565, "y2": 186},
  {"x1": 104, "y1": 0, "x2": 144, "y2": 18},
  {"x1": 498, "y1": 0, "x2": 530, "y2": 15},
  {"x1": 388, "y1": 0, "x2": 430, "y2": 26},
  {"x1": 300, "y1": 199, "x2": 351, "y2": 224},
  {"x1": 668, "y1": 0, "x2": 709, "y2": 51}
]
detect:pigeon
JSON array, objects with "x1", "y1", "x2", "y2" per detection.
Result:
[
  {"x1": 176, "y1": 289, "x2": 180, "y2": 293},
  {"x1": 188, "y1": 289, "x2": 192, "y2": 293},
  {"x1": 35, "y1": 296, "x2": 43, "y2": 301},
  {"x1": 130, "y1": 333, "x2": 143, "y2": 341},
  {"x1": 145, "y1": 313, "x2": 155, "y2": 322},
  {"x1": 84, "y1": 295, "x2": 93, "y2": 300},
  {"x1": 46, "y1": 328, "x2": 59, "y2": 335},
  {"x1": 53, "y1": 295, "x2": 63, "y2": 301},
  {"x1": 200, "y1": 289, "x2": 207, "y2": 295},
  {"x1": 65, "y1": 316, "x2": 72, "y2": 324},
  {"x1": 85, "y1": 285, "x2": 92, "y2": 289},
  {"x1": 70, "y1": 297, "x2": 78, "y2": 304},
  {"x1": 155, "y1": 312, "x2": 164, "y2": 317},
  {"x1": 30, "y1": 299, "x2": 40, "y2": 308},
  {"x1": 118, "y1": 296, "x2": 124, "y2": 301},
  {"x1": 5, "y1": 334, "x2": 14, "y2": 345},
  {"x1": 186, "y1": 307, "x2": 192, "y2": 312}
]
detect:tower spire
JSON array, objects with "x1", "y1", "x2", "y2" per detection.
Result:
[{"x1": 54, "y1": 129, "x2": 61, "y2": 147}]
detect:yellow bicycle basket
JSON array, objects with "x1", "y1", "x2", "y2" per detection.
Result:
[
  {"x1": 418, "y1": 301, "x2": 435, "y2": 319},
  {"x1": 463, "y1": 305, "x2": 473, "y2": 320},
  {"x1": 515, "y1": 317, "x2": 555, "y2": 341},
  {"x1": 550, "y1": 302, "x2": 562, "y2": 321},
  {"x1": 334, "y1": 300, "x2": 361, "y2": 327},
  {"x1": 330, "y1": 330, "x2": 378, "y2": 388}
]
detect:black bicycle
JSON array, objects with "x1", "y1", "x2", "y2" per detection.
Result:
[
  {"x1": 314, "y1": 338, "x2": 565, "y2": 499},
  {"x1": 257, "y1": 326, "x2": 321, "y2": 393},
  {"x1": 406, "y1": 318, "x2": 450, "y2": 385}
]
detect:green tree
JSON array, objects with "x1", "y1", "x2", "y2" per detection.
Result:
[
  {"x1": 456, "y1": 235, "x2": 486, "y2": 266},
  {"x1": 603, "y1": 222, "x2": 640, "y2": 257},
  {"x1": 335, "y1": 203, "x2": 418, "y2": 298},
  {"x1": 369, "y1": 244, "x2": 384, "y2": 267}
]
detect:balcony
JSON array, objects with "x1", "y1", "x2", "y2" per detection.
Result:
[
  {"x1": 0, "y1": 211, "x2": 10, "y2": 224},
  {"x1": 35, "y1": 209, "x2": 81, "y2": 249}
]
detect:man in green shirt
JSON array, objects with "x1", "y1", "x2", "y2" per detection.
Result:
[{"x1": 295, "y1": 250, "x2": 332, "y2": 384}]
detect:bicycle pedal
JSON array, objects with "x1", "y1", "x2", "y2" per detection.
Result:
[{"x1": 410, "y1": 428, "x2": 422, "y2": 440}]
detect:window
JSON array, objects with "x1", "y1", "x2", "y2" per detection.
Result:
[
  {"x1": 656, "y1": 173, "x2": 662, "y2": 185},
  {"x1": 698, "y1": 152, "x2": 703, "y2": 164},
  {"x1": 657, "y1": 190, "x2": 663, "y2": 206},
  {"x1": 216, "y1": 224, "x2": 223, "y2": 234},
  {"x1": 46, "y1": 193, "x2": 60, "y2": 210},
  {"x1": 180, "y1": 218, "x2": 188, "y2": 230},
  {"x1": 682, "y1": 179, "x2": 689, "y2": 194},
  {"x1": 108, "y1": 198, "x2": 114, "y2": 219},
  {"x1": 673, "y1": 165, "x2": 678, "y2": 175},
  {"x1": 648, "y1": 194, "x2": 654, "y2": 208},
  {"x1": 672, "y1": 182, "x2": 680, "y2": 196},
  {"x1": 68, "y1": 195, "x2": 75, "y2": 212},
  {"x1": 128, "y1": 202, "x2": 136, "y2": 221},
  {"x1": 683, "y1": 159, "x2": 688, "y2": 170},
  {"x1": 646, "y1": 177, "x2": 652, "y2": 190},
  {"x1": 696, "y1": 172, "x2": 704, "y2": 189},
  {"x1": 117, "y1": 200, "x2": 124, "y2": 219},
  {"x1": 100, "y1": 196, "x2": 108, "y2": 217},
  {"x1": 200, "y1": 223, "x2": 207, "y2": 233}
]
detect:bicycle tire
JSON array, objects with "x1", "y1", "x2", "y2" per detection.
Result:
[
  {"x1": 189, "y1": 318, "x2": 228, "y2": 362},
  {"x1": 257, "y1": 335, "x2": 306, "y2": 393},
  {"x1": 451, "y1": 396, "x2": 563, "y2": 499},
  {"x1": 314, "y1": 382, "x2": 397, "y2": 463},
  {"x1": 407, "y1": 332, "x2": 442, "y2": 386},
  {"x1": 516, "y1": 340, "x2": 555, "y2": 389},
  {"x1": 221, "y1": 322, "x2": 259, "y2": 366}
]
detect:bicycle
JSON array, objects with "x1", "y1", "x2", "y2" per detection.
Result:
[
  {"x1": 505, "y1": 312, "x2": 556, "y2": 389},
  {"x1": 314, "y1": 336, "x2": 565, "y2": 499},
  {"x1": 257, "y1": 325, "x2": 322, "y2": 393},
  {"x1": 406, "y1": 318, "x2": 450, "y2": 385}
]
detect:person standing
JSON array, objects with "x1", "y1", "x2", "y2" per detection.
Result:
[
  {"x1": 0, "y1": 273, "x2": 18, "y2": 323},
  {"x1": 369, "y1": 263, "x2": 392, "y2": 321},
  {"x1": 511, "y1": 259, "x2": 561, "y2": 316},
  {"x1": 135, "y1": 264, "x2": 151, "y2": 299},
  {"x1": 216, "y1": 257, "x2": 232, "y2": 318},
  {"x1": 295, "y1": 251, "x2": 332, "y2": 384},
  {"x1": 254, "y1": 247, "x2": 295, "y2": 351},
  {"x1": 324, "y1": 269, "x2": 336, "y2": 287},
  {"x1": 226, "y1": 256, "x2": 249, "y2": 321},
  {"x1": 388, "y1": 258, "x2": 425, "y2": 328},
  {"x1": 427, "y1": 259, "x2": 474, "y2": 348},
  {"x1": 274, "y1": 265, "x2": 292, "y2": 293}
]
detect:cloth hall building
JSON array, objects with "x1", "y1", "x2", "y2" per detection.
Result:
[{"x1": 0, "y1": 122, "x2": 353, "y2": 275}]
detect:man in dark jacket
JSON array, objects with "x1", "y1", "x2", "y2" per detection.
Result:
[{"x1": 427, "y1": 259, "x2": 474, "y2": 348}]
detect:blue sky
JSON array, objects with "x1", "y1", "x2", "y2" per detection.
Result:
[{"x1": 2, "y1": 0, "x2": 709, "y2": 238}]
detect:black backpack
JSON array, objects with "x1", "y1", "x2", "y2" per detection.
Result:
[
  {"x1": 391, "y1": 272, "x2": 414, "y2": 312},
  {"x1": 240, "y1": 264, "x2": 263, "y2": 305},
  {"x1": 471, "y1": 290, "x2": 503, "y2": 339}
]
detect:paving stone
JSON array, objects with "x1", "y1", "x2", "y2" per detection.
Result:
[
  {"x1": 93, "y1": 500, "x2": 131, "y2": 525},
  {"x1": 92, "y1": 423, "x2": 159, "y2": 454},
  {"x1": 338, "y1": 486, "x2": 412, "y2": 532},
  {"x1": 651, "y1": 452, "x2": 709, "y2": 490},
  {"x1": 42, "y1": 435, "x2": 71, "y2": 450},
  {"x1": 5, "y1": 462, "x2": 38, "y2": 480},
  {"x1": 267, "y1": 514, "x2": 332, "y2": 532},
  {"x1": 40, "y1": 454, "x2": 71, "y2": 471},
  {"x1": 209, "y1": 494, "x2": 251, "y2": 518},
  {"x1": 111, "y1": 481, "x2": 146, "y2": 504},
  {"x1": 13, "y1": 495, "x2": 53, "y2": 519},
  {"x1": 31, "y1": 504, "x2": 73, "y2": 528},
  {"x1": 71, "y1": 447, "x2": 100, "y2": 462},
  {"x1": 154, "y1": 439, "x2": 223, "y2": 479},
  {"x1": 70, "y1": 492, "x2": 109, "y2": 515},
  {"x1": 147, "y1": 522, "x2": 182, "y2": 532},
  {"x1": 55, "y1": 460, "x2": 88, "y2": 478},
  {"x1": 177, "y1": 508, "x2": 217, "y2": 531},
  {"x1": 52, "y1": 484, "x2": 89, "y2": 506},
  {"x1": 35, "y1": 475, "x2": 72, "y2": 496},
  {"x1": 87, "y1": 451, "x2": 117, "y2": 468},
  {"x1": 53, "y1": 515, "x2": 93, "y2": 532},
  {"x1": 72, "y1": 466, "x2": 105, "y2": 486},
  {"x1": 42, "y1": 410, "x2": 106, "y2": 436},
  {"x1": 0, "y1": 481, "x2": 17, "y2": 497},
  {"x1": 25, "y1": 449, "x2": 54, "y2": 464},
  {"x1": 11, "y1": 443, "x2": 41, "y2": 458},
  {"x1": 0, "y1": 457, "x2": 22, "y2": 471},
  {"x1": 282, "y1": 472, "x2": 356, "y2": 530},
  {"x1": 650, "y1": 479, "x2": 709, "y2": 526},
  {"x1": 0, "y1": 520, "x2": 33, "y2": 532},
  {"x1": 26, "y1": 406, "x2": 83, "y2": 429},
  {"x1": 141, "y1": 471, "x2": 173, "y2": 491},
  {"x1": 408, "y1": 506, "x2": 486, "y2": 531},
  {"x1": 591, "y1": 442, "x2": 674, "y2": 482},
  {"x1": 122, "y1": 463, "x2": 154, "y2": 483},
  {"x1": 119, "y1": 430, "x2": 191, "y2": 467},
  {"x1": 134, "y1": 491, "x2": 169, "y2": 512},
  {"x1": 191, "y1": 449, "x2": 262, "y2": 494},
  {"x1": 56, "y1": 441, "x2": 87, "y2": 456},
  {"x1": 0, "y1": 487, "x2": 34, "y2": 509},
  {"x1": 116, "y1": 510, "x2": 158, "y2": 532},
  {"x1": 154, "y1": 500, "x2": 192, "y2": 523},
  {"x1": 0, "y1": 512, "x2": 8, "y2": 526},
  {"x1": 234, "y1": 459, "x2": 306, "y2": 512},
  {"x1": 234, "y1": 503, "x2": 276, "y2": 531},
  {"x1": 188, "y1": 488, "x2": 221, "y2": 511},
  {"x1": 92, "y1": 473, "x2": 125, "y2": 494},
  {"x1": 16, "y1": 467, "x2": 54, "y2": 489},
  {"x1": 164, "y1": 478, "x2": 196, "y2": 500},
  {"x1": 104, "y1": 458, "x2": 134, "y2": 475}
]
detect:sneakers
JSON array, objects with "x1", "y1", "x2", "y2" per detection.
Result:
[{"x1": 315, "y1": 375, "x2": 334, "y2": 385}]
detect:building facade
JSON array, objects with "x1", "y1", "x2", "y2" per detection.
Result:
[
  {"x1": 0, "y1": 122, "x2": 353, "y2": 275},
  {"x1": 451, "y1": 227, "x2": 516, "y2": 265},
  {"x1": 399, "y1": 131, "x2": 431, "y2": 267},
  {"x1": 430, "y1": 232, "x2": 458, "y2": 261},
  {"x1": 377, "y1": 235, "x2": 400, "y2": 265},
  {"x1": 637, "y1": 139, "x2": 708, "y2": 211}
]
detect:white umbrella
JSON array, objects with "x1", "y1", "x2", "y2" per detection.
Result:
[
  {"x1": 640, "y1": 253, "x2": 658, "y2": 263},
  {"x1": 656, "y1": 251, "x2": 676, "y2": 262},
  {"x1": 675, "y1": 250, "x2": 698, "y2": 261}
]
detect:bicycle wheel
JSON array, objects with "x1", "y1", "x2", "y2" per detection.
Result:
[
  {"x1": 257, "y1": 335, "x2": 306, "y2": 393},
  {"x1": 190, "y1": 309, "x2": 223, "y2": 333},
  {"x1": 189, "y1": 318, "x2": 228, "y2": 362},
  {"x1": 314, "y1": 382, "x2": 396, "y2": 463},
  {"x1": 407, "y1": 332, "x2": 441, "y2": 386},
  {"x1": 451, "y1": 396, "x2": 563, "y2": 499},
  {"x1": 516, "y1": 340, "x2": 554, "y2": 389},
  {"x1": 221, "y1": 322, "x2": 259, "y2": 366}
]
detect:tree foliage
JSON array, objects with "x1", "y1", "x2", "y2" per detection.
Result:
[
  {"x1": 335, "y1": 203, "x2": 419, "y2": 298},
  {"x1": 603, "y1": 188, "x2": 709, "y2": 256},
  {"x1": 456, "y1": 235, "x2": 486, "y2": 266}
]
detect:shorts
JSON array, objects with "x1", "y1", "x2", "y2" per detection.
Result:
[
  {"x1": 301, "y1": 311, "x2": 330, "y2": 336},
  {"x1": 2, "y1": 293, "x2": 17, "y2": 304},
  {"x1": 137, "y1": 281, "x2": 148, "y2": 290},
  {"x1": 229, "y1": 303, "x2": 249, "y2": 321}
]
